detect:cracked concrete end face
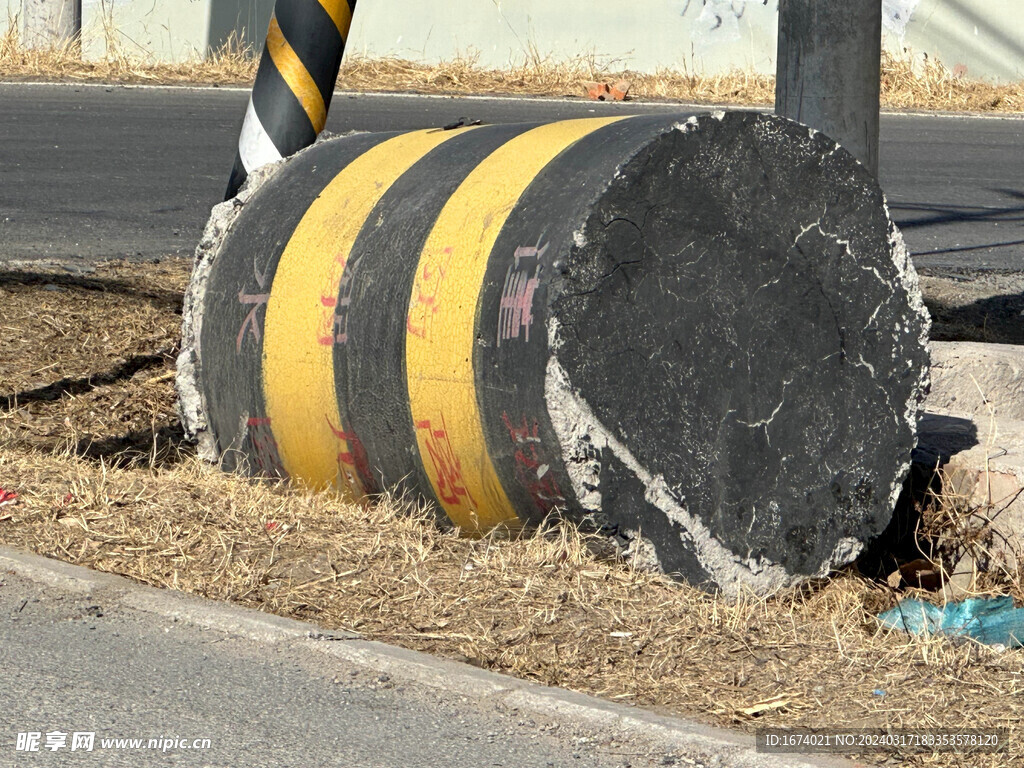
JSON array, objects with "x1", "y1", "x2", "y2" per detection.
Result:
[{"x1": 544, "y1": 113, "x2": 930, "y2": 596}]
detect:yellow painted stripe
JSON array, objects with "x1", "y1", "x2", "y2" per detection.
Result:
[
  {"x1": 265, "y1": 15, "x2": 327, "y2": 133},
  {"x1": 406, "y1": 117, "x2": 627, "y2": 531},
  {"x1": 263, "y1": 128, "x2": 469, "y2": 495},
  {"x1": 318, "y1": 0, "x2": 353, "y2": 40}
]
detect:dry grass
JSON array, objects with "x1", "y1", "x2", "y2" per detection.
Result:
[
  {"x1": 1, "y1": 258, "x2": 1024, "y2": 765},
  {"x1": 0, "y1": 22, "x2": 1020, "y2": 113},
  {"x1": 340, "y1": 50, "x2": 1024, "y2": 114},
  {"x1": 0, "y1": 21, "x2": 257, "y2": 85},
  {"x1": 880, "y1": 53, "x2": 1021, "y2": 113},
  {"x1": 890, "y1": 462, "x2": 1024, "y2": 603},
  {"x1": 336, "y1": 52, "x2": 778, "y2": 106}
]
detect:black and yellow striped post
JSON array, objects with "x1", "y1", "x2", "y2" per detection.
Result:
[
  {"x1": 224, "y1": 0, "x2": 355, "y2": 200},
  {"x1": 181, "y1": 111, "x2": 929, "y2": 595}
]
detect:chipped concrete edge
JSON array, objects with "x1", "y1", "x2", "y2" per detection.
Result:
[
  {"x1": 174, "y1": 130, "x2": 363, "y2": 464},
  {"x1": 174, "y1": 159, "x2": 284, "y2": 463},
  {"x1": 0, "y1": 546, "x2": 852, "y2": 768}
]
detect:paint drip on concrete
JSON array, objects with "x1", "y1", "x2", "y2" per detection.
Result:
[
  {"x1": 882, "y1": 0, "x2": 921, "y2": 39},
  {"x1": 678, "y1": 0, "x2": 771, "y2": 44}
]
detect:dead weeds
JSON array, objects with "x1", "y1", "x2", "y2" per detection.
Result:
[
  {"x1": 339, "y1": 50, "x2": 1023, "y2": 114},
  {"x1": 0, "y1": 24, "x2": 1020, "y2": 114},
  {"x1": 0, "y1": 258, "x2": 1023, "y2": 765},
  {"x1": 0, "y1": 23, "x2": 257, "y2": 85}
]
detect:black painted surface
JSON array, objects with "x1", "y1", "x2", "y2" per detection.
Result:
[
  {"x1": 477, "y1": 114, "x2": 692, "y2": 526},
  {"x1": 249, "y1": 54, "x2": 319, "y2": 161},
  {"x1": 338, "y1": 123, "x2": 536, "y2": 508},
  {"x1": 548, "y1": 112, "x2": 926, "y2": 580},
  {"x1": 201, "y1": 131, "x2": 392, "y2": 475},
  {"x1": 274, "y1": 0, "x2": 346, "y2": 106}
]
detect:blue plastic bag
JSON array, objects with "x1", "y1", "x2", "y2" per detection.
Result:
[{"x1": 877, "y1": 597, "x2": 1024, "y2": 648}]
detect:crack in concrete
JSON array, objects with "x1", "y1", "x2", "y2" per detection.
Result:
[{"x1": 735, "y1": 378, "x2": 793, "y2": 447}]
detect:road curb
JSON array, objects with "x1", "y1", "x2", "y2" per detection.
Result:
[
  {"x1": 1, "y1": 80, "x2": 1020, "y2": 121},
  {"x1": 0, "y1": 546, "x2": 853, "y2": 768}
]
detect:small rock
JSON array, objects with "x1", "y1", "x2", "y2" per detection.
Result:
[{"x1": 61, "y1": 263, "x2": 95, "y2": 275}]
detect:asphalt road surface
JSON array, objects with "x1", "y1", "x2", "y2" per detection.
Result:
[
  {"x1": 0, "y1": 557, "x2": 845, "y2": 768},
  {"x1": 0, "y1": 82, "x2": 1021, "y2": 274},
  {"x1": 0, "y1": 570, "x2": 675, "y2": 768}
]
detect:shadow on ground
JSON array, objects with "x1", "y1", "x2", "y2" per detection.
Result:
[
  {"x1": 1, "y1": 354, "x2": 170, "y2": 411},
  {"x1": 857, "y1": 413, "x2": 979, "y2": 580},
  {"x1": 75, "y1": 424, "x2": 194, "y2": 469},
  {"x1": 925, "y1": 291, "x2": 1024, "y2": 345},
  {"x1": 0, "y1": 269, "x2": 186, "y2": 311}
]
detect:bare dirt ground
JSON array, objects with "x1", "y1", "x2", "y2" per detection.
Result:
[{"x1": 1, "y1": 257, "x2": 1023, "y2": 766}]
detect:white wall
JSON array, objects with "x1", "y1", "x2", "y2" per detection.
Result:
[
  {"x1": 2, "y1": 1, "x2": 19, "y2": 34},
  {"x1": 1, "y1": 0, "x2": 273, "y2": 61},
  {"x1": 4, "y1": 0, "x2": 1023, "y2": 82},
  {"x1": 346, "y1": 0, "x2": 780, "y2": 76},
  {"x1": 345, "y1": 0, "x2": 1024, "y2": 83},
  {"x1": 885, "y1": 0, "x2": 1024, "y2": 82},
  {"x1": 80, "y1": 0, "x2": 211, "y2": 61}
]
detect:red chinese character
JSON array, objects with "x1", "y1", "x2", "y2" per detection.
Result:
[
  {"x1": 513, "y1": 236, "x2": 549, "y2": 268},
  {"x1": 325, "y1": 415, "x2": 377, "y2": 494},
  {"x1": 502, "y1": 412, "x2": 564, "y2": 513},
  {"x1": 498, "y1": 237, "x2": 547, "y2": 347},
  {"x1": 246, "y1": 417, "x2": 284, "y2": 477},
  {"x1": 408, "y1": 249, "x2": 455, "y2": 339},
  {"x1": 416, "y1": 416, "x2": 475, "y2": 507}
]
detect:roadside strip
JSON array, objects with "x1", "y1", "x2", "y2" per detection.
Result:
[
  {"x1": 1, "y1": 79, "x2": 1020, "y2": 121},
  {"x1": 0, "y1": 546, "x2": 850, "y2": 768}
]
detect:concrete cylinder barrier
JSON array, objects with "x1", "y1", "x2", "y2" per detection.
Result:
[{"x1": 178, "y1": 111, "x2": 930, "y2": 595}]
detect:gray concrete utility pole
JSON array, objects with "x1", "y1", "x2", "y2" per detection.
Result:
[
  {"x1": 21, "y1": 0, "x2": 81, "y2": 49},
  {"x1": 775, "y1": 0, "x2": 882, "y2": 177}
]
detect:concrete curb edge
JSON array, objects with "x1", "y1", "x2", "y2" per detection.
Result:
[
  {"x1": 0, "y1": 80, "x2": 1020, "y2": 121},
  {"x1": 0, "y1": 546, "x2": 852, "y2": 768}
]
